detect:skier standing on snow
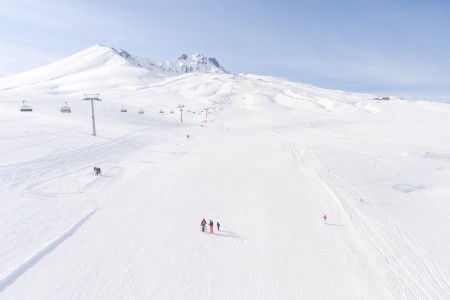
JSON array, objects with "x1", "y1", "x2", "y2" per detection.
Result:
[
  {"x1": 323, "y1": 214, "x2": 327, "y2": 224},
  {"x1": 209, "y1": 220, "x2": 214, "y2": 233},
  {"x1": 201, "y1": 218, "x2": 207, "y2": 232},
  {"x1": 217, "y1": 221, "x2": 220, "y2": 231}
]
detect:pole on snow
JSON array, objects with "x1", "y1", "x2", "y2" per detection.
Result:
[
  {"x1": 204, "y1": 107, "x2": 209, "y2": 119},
  {"x1": 178, "y1": 104, "x2": 184, "y2": 123},
  {"x1": 83, "y1": 93, "x2": 101, "y2": 136}
]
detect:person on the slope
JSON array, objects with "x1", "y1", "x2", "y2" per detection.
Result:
[
  {"x1": 217, "y1": 221, "x2": 220, "y2": 231},
  {"x1": 201, "y1": 218, "x2": 207, "y2": 232},
  {"x1": 323, "y1": 214, "x2": 327, "y2": 224},
  {"x1": 209, "y1": 220, "x2": 214, "y2": 233}
]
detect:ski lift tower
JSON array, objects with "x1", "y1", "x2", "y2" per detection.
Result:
[
  {"x1": 83, "y1": 93, "x2": 101, "y2": 136},
  {"x1": 178, "y1": 104, "x2": 185, "y2": 123},
  {"x1": 204, "y1": 107, "x2": 209, "y2": 119}
]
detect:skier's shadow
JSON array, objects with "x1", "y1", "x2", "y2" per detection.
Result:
[{"x1": 213, "y1": 230, "x2": 246, "y2": 241}]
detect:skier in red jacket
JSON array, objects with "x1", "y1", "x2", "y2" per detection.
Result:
[{"x1": 209, "y1": 220, "x2": 214, "y2": 233}]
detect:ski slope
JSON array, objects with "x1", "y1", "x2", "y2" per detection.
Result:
[{"x1": 0, "y1": 46, "x2": 450, "y2": 299}]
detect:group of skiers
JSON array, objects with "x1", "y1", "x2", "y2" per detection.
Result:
[
  {"x1": 201, "y1": 218, "x2": 220, "y2": 233},
  {"x1": 201, "y1": 215, "x2": 326, "y2": 234}
]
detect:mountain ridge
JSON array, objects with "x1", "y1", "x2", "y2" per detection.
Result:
[
  {"x1": 108, "y1": 45, "x2": 228, "y2": 75},
  {"x1": 0, "y1": 44, "x2": 228, "y2": 91}
]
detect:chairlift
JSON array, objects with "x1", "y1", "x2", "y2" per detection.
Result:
[
  {"x1": 20, "y1": 100, "x2": 33, "y2": 112},
  {"x1": 121, "y1": 105, "x2": 127, "y2": 112},
  {"x1": 159, "y1": 109, "x2": 164, "y2": 114},
  {"x1": 138, "y1": 107, "x2": 144, "y2": 114},
  {"x1": 60, "y1": 101, "x2": 71, "y2": 113}
]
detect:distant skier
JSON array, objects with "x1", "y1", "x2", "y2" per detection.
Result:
[
  {"x1": 201, "y1": 218, "x2": 207, "y2": 232},
  {"x1": 323, "y1": 214, "x2": 327, "y2": 224},
  {"x1": 209, "y1": 220, "x2": 214, "y2": 233},
  {"x1": 217, "y1": 221, "x2": 220, "y2": 231}
]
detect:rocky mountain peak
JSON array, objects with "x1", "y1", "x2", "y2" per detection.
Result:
[{"x1": 108, "y1": 47, "x2": 227, "y2": 75}]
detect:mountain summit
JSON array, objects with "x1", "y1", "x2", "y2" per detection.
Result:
[
  {"x1": 0, "y1": 44, "x2": 228, "y2": 91},
  {"x1": 109, "y1": 46, "x2": 228, "y2": 74}
]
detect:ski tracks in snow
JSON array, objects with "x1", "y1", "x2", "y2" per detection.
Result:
[
  {"x1": 0, "y1": 209, "x2": 97, "y2": 293},
  {"x1": 1, "y1": 133, "x2": 147, "y2": 189},
  {"x1": 0, "y1": 130, "x2": 169, "y2": 296},
  {"x1": 282, "y1": 137, "x2": 450, "y2": 299},
  {"x1": 330, "y1": 141, "x2": 450, "y2": 200}
]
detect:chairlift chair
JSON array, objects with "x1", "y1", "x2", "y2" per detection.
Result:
[
  {"x1": 170, "y1": 110, "x2": 174, "y2": 114},
  {"x1": 138, "y1": 107, "x2": 144, "y2": 114},
  {"x1": 20, "y1": 100, "x2": 33, "y2": 112},
  {"x1": 60, "y1": 101, "x2": 71, "y2": 113},
  {"x1": 121, "y1": 105, "x2": 127, "y2": 112},
  {"x1": 159, "y1": 109, "x2": 164, "y2": 113}
]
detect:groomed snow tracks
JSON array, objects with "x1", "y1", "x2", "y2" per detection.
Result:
[{"x1": 282, "y1": 137, "x2": 450, "y2": 299}]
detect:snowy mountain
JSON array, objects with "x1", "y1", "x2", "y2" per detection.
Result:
[
  {"x1": 110, "y1": 47, "x2": 227, "y2": 74},
  {"x1": 0, "y1": 45, "x2": 450, "y2": 299},
  {"x1": 0, "y1": 45, "x2": 227, "y2": 93}
]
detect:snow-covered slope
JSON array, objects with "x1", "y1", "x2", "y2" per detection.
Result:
[{"x1": 0, "y1": 47, "x2": 449, "y2": 299}]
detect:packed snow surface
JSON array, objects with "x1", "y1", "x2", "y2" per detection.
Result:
[{"x1": 0, "y1": 45, "x2": 449, "y2": 299}]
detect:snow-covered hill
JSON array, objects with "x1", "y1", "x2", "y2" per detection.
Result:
[{"x1": 0, "y1": 46, "x2": 449, "y2": 299}]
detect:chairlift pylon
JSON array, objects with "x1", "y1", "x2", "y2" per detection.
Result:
[{"x1": 20, "y1": 100, "x2": 33, "y2": 112}]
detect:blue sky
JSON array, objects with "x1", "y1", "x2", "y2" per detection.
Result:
[{"x1": 1, "y1": 0, "x2": 449, "y2": 101}]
